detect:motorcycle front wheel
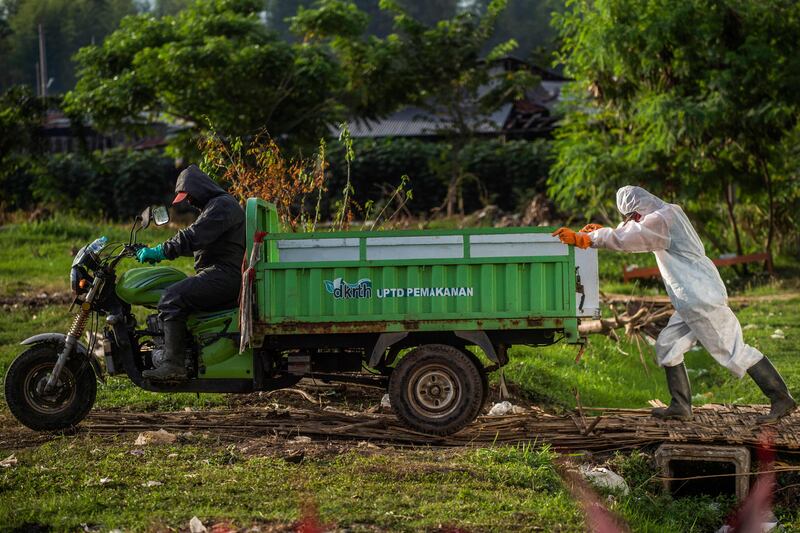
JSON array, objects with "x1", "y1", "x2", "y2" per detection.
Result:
[{"x1": 5, "y1": 343, "x2": 97, "y2": 431}]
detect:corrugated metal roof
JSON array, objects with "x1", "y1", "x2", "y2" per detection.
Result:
[{"x1": 345, "y1": 103, "x2": 513, "y2": 138}]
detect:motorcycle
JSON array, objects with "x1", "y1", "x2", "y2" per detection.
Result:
[{"x1": 4, "y1": 205, "x2": 297, "y2": 431}]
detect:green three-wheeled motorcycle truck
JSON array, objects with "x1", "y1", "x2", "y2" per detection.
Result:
[{"x1": 5, "y1": 198, "x2": 599, "y2": 436}]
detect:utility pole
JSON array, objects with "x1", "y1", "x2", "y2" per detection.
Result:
[{"x1": 38, "y1": 23, "x2": 47, "y2": 98}]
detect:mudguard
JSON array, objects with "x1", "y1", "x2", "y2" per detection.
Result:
[{"x1": 20, "y1": 333, "x2": 104, "y2": 382}]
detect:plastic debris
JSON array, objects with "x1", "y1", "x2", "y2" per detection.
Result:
[
  {"x1": 716, "y1": 517, "x2": 778, "y2": 533},
  {"x1": 289, "y1": 436, "x2": 312, "y2": 445},
  {"x1": 692, "y1": 392, "x2": 714, "y2": 402},
  {"x1": 0, "y1": 454, "x2": 17, "y2": 468},
  {"x1": 486, "y1": 401, "x2": 527, "y2": 416},
  {"x1": 99, "y1": 477, "x2": 112, "y2": 485},
  {"x1": 771, "y1": 329, "x2": 785, "y2": 340},
  {"x1": 134, "y1": 429, "x2": 177, "y2": 446},
  {"x1": 380, "y1": 394, "x2": 392, "y2": 409},
  {"x1": 488, "y1": 401, "x2": 513, "y2": 416},
  {"x1": 743, "y1": 324, "x2": 758, "y2": 330},
  {"x1": 142, "y1": 480, "x2": 163, "y2": 487},
  {"x1": 189, "y1": 516, "x2": 207, "y2": 533},
  {"x1": 579, "y1": 465, "x2": 630, "y2": 495}
]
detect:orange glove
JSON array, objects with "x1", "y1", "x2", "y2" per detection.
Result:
[
  {"x1": 580, "y1": 223, "x2": 604, "y2": 233},
  {"x1": 552, "y1": 227, "x2": 592, "y2": 249}
]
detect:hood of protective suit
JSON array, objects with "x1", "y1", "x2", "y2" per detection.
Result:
[
  {"x1": 175, "y1": 165, "x2": 227, "y2": 208},
  {"x1": 616, "y1": 186, "x2": 666, "y2": 216}
]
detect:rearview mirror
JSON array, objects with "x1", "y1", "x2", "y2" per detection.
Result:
[
  {"x1": 139, "y1": 207, "x2": 151, "y2": 230},
  {"x1": 152, "y1": 205, "x2": 170, "y2": 226}
]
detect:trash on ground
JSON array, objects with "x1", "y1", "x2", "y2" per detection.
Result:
[
  {"x1": 487, "y1": 401, "x2": 526, "y2": 416},
  {"x1": 142, "y1": 480, "x2": 163, "y2": 487},
  {"x1": 771, "y1": 329, "x2": 785, "y2": 339},
  {"x1": 692, "y1": 392, "x2": 713, "y2": 402},
  {"x1": 716, "y1": 516, "x2": 778, "y2": 533},
  {"x1": 380, "y1": 393, "x2": 392, "y2": 409},
  {"x1": 99, "y1": 477, "x2": 112, "y2": 485},
  {"x1": 0, "y1": 454, "x2": 18, "y2": 468},
  {"x1": 743, "y1": 324, "x2": 757, "y2": 330},
  {"x1": 189, "y1": 516, "x2": 207, "y2": 533},
  {"x1": 579, "y1": 465, "x2": 630, "y2": 495},
  {"x1": 289, "y1": 436, "x2": 312, "y2": 444},
  {"x1": 134, "y1": 429, "x2": 177, "y2": 446}
]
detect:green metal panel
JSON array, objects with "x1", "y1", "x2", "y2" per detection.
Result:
[
  {"x1": 244, "y1": 201, "x2": 579, "y2": 340},
  {"x1": 261, "y1": 259, "x2": 573, "y2": 320},
  {"x1": 116, "y1": 266, "x2": 187, "y2": 307},
  {"x1": 187, "y1": 308, "x2": 253, "y2": 378}
]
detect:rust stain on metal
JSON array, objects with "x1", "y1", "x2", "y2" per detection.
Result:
[{"x1": 257, "y1": 316, "x2": 557, "y2": 336}]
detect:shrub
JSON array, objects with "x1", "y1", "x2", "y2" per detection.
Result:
[
  {"x1": 326, "y1": 137, "x2": 551, "y2": 216},
  {"x1": 31, "y1": 148, "x2": 178, "y2": 220}
]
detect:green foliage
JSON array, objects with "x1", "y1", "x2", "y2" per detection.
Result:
[
  {"x1": 550, "y1": 0, "x2": 800, "y2": 257},
  {"x1": 0, "y1": 0, "x2": 138, "y2": 93},
  {"x1": 65, "y1": 0, "x2": 346, "y2": 151},
  {"x1": 291, "y1": 0, "x2": 543, "y2": 216},
  {"x1": 31, "y1": 148, "x2": 178, "y2": 219},
  {"x1": 327, "y1": 137, "x2": 550, "y2": 215},
  {"x1": 0, "y1": 85, "x2": 48, "y2": 210}
]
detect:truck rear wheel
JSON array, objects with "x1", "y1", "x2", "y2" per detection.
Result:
[{"x1": 389, "y1": 344, "x2": 486, "y2": 436}]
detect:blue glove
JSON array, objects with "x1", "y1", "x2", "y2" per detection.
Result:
[{"x1": 136, "y1": 244, "x2": 166, "y2": 264}]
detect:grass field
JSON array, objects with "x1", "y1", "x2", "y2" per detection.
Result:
[{"x1": 1, "y1": 216, "x2": 798, "y2": 531}]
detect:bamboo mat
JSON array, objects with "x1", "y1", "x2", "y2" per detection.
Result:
[{"x1": 67, "y1": 404, "x2": 800, "y2": 452}]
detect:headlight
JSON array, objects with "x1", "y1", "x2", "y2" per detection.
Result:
[
  {"x1": 71, "y1": 244, "x2": 100, "y2": 271},
  {"x1": 70, "y1": 266, "x2": 92, "y2": 294}
]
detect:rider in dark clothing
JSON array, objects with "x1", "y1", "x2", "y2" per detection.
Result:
[{"x1": 136, "y1": 165, "x2": 245, "y2": 381}]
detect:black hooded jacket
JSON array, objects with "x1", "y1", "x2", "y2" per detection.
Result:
[{"x1": 162, "y1": 165, "x2": 245, "y2": 273}]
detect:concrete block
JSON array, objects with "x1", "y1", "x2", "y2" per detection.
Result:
[{"x1": 655, "y1": 443, "x2": 751, "y2": 500}]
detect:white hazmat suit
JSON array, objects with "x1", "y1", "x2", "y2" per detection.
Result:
[{"x1": 589, "y1": 186, "x2": 763, "y2": 378}]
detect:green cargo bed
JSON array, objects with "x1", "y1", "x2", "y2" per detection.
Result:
[{"x1": 246, "y1": 199, "x2": 597, "y2": 344}]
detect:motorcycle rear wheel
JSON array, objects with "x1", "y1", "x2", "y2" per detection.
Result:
[{"x1": 5, "y1": 343, "x2": 97, "y2": 431}]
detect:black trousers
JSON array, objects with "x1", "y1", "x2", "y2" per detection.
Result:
[{"x1": 158, "y1": 266, "x2": 241, "y2": 322}]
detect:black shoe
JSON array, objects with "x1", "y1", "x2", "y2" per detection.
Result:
[
  {"x1": 142, "y1": 362, "x2": 186, "y2": 381},
  {"x1": 652, "y1": 363, "x2": 693, "y2": 420},
  {"x1": 143, "y1": 321, "x2": 187, "y2": 382},
  {"x1": 747, "y1": 357, "x2": 796, "y2": 424}
]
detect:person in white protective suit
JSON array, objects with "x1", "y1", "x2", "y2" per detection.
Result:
[{"x1": 552, "y1": 185, "x2": 796, "y2": 423}]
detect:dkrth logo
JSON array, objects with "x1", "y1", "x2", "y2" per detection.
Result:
[{"x1": 324, "y1": 278, "x2": 372, "y2": 299}]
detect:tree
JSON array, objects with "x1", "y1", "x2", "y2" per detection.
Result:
[
  {"x1": 0, "y1": 0, "x2": 138, "y2": 93},
  {"x1": 0, "y1": 85, "x2": 48, "y2": 209},
  {"x1": 292, "y1": 0, "x2": 539, "y2": 216},
  {"x1": 478, "y1": 0, "x2": 564, "y2": 61},
  {"x1": 149, "y1": 0, "x2": 193, "y2": 17},
  {"x1": 65, "y1": 0, "x2": 346, "y2": 153},
  {"x1": 550, "y1": 0, "x2": 800, "y2": 258}
]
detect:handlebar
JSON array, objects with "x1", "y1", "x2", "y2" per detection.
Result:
[{"x1": 107, "y1": 243, "x2": 147, "y2": 269}]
